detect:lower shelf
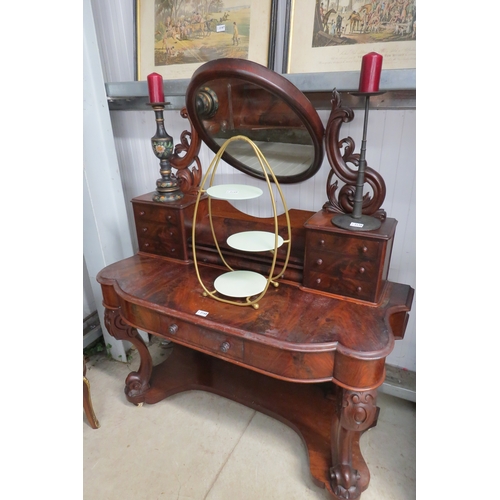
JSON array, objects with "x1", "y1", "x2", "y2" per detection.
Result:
[{"x1": 126, "y1": 344, "x2": 371, "y2": 497}]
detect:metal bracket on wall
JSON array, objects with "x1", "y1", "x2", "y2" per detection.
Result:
[
  {"x1": 105, "y1": 69, "x2": 416, "y2": 111},
  {"x1": 107, "y1": 90, "x2": 415, "y2": 111}
]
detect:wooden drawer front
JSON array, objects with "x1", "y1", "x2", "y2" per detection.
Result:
[
  {"x1": 304, "y1": 270, "x2": 378, "y2": 302},
  {"x1": 305, "y1": 248, "x2": 379, "y2": 284},
  {"x1": 243, "y1": 341, "x2": 335, "y2": 381},
  {"x1": 306, "y1": 231, "x2": 380, "y2": 259},
  {"x1": 133, "y1": 203, "x2": 179, "y2": 225},
  {"x1": 304, "y1": 229, "x2": 388, "y2": 302},
  {"x1": 138, "y1": 237, "x2": 183, "y2": 258},
  {"x1": 159, "y1": 316, "x2": 244, "y2": 362},
  {"x1": 136, "y1": 221, "x2": 183, "y2": 258}
]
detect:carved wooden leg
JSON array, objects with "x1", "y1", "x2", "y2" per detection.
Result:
[
  {"x1": 83, "y1": 356, "x2": 100, "y2": 429},
  {"x1": 330, "y1": 388, "x2": 378, "y2": 500},
  {"x1": 104, "y1": 308, "x2": 153, "y2": 404}
]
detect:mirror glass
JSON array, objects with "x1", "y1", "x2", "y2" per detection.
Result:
[{"x1": 185, "y1": 59, "x2": 325, "y2": 183}]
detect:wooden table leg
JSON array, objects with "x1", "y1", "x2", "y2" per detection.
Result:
[
  {"x1": 104, "y1": 308, "x2": 153, "y2": 404},
  {"x1": 329, "y1": 387, "x2": 379, "y2": 499},
  {"x1": 83, "y1": 357, "x2": 100, "y2": 429}
]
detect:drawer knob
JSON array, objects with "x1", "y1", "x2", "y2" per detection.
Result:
[
  {"x1": 167, "y1": 215, "x2": 172, "y2": 220},
  {"x1": 142, "y1": 227, "x2": 148, "y2": 232},
  {"x1": 220, "y1": 341, "x2": 230, "y2": 353},
  {"x1": 144, "y1": 243, "x2": 150, "y2": 248},
  {"x1": 168, "y1": 324, "x2": 178, "y2": 335},
  {"x1": 356, "y1": 286, "x2": 363, "y2": 293},
  {"x1": 319, "y1": 239, "x2": 325, "y2": 246},
  {"x1": 316, "y1": 258, "x2": 323, "y2": 265},
  {"x1": 139, "y1": 211, "x2": 145, "y2": 216},
  {"x1": 315, "y1": 278, "x2": 321, "y2": 284},
  {"x1": 359, "y1": 267, "x2": 365, "y2": 274},
  {"x1": 362, "y1": 246, "x2": 368, "y2": 253}
]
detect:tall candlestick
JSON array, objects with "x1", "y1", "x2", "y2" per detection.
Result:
[
  {"x1": 331, "y1": 93, "x2": 382, "y2": 232},
  {"x1": 147, "y1": 72, "x2": 165, "y2": 103},
  {"x1": 358, "y1": 52, "x2": 383, "y2": 93}
]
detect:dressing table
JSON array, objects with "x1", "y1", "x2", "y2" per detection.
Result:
[{"x1": 97, "y1": 59, "x2": 414, "y2": 499}]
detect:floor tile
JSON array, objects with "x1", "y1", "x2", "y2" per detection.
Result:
[{"x1": 206, "y1": 412, "x2": 331, "y2": 500}]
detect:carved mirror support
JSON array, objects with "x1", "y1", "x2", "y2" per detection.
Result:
[{"x1": 168, "y1": 107, "x2": 203, "y2": 195}]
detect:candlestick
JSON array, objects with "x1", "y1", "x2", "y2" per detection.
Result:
[
  {"x1": 331, "y1": 93, "x2": 382, "y2": 232},
  {"x1": 149, "y1": 103, "x2": 183, "y2": 202},
  {"x1": 147, "y1": 72, "x2": 165, "y2": 103},
  {"x1": 358, "y1": 52, "x2": 383, "y2": 93}
]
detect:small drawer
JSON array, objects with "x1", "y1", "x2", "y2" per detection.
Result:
[
  {"x1": 160, "y1": 317, "x2": 244, "y2": 362},
  {"x1": 306, "y1": 231, "x2": 380, "y2": 259},
  {"x1": 136, "y1": 220, "x2": 180, "y2": 240},
  {"x1": 133, "y1": 203, "x2": 179, "y2": 225},
  {"x1": 136, "y1": 221, "x2": 183, "y2": 258},
  {"x1": 137, "y1": 237, "x2": 183, "y2": 258},
  {"x1": 305, "y1": 249, "x2": 378, "y2": 283},
  {"x1": 304, "y1": 271, "x2": 378, "y2": 302}
]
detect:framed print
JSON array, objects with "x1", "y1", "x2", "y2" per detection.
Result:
[
  {"x1": 284, "y1": 0, "x2": 416, "y2": 74},
  {"x1": 136, "y1": 0, "x2": 278, "y2": 81}
]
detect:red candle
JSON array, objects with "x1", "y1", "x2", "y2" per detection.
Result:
[
  {"x1": 358, "y1": 52, "x2": 383, "y2": 93},
  {"x1": 147, "y1": 72, "x2": 164, "y2": 103}
]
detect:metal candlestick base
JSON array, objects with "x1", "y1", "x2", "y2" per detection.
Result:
[
  {"x1": 332, "y1": 213, "x2": 381, "y2": 231},
  {"x1": 149, "y1": 102, "x2": 183, "y2": 203},
  {"x1": 152, "y1": 150, "x2": 184, "y2": 203}
]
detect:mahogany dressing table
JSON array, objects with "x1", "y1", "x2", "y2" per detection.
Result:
[{"x1": 97, "y1": 59, "x2": 414, "y2": 500}]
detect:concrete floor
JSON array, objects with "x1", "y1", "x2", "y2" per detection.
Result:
[{"x1": 83, "y1": 338, "x2": 416, "y2": 500}]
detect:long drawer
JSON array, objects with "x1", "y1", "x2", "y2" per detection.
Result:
[{"x1": 121, "y1": 301, "x2": 335, "y2": 382}]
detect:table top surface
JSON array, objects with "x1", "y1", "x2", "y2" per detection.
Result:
[{"x1": 97, "y1": 253, "x2": 413, "y2": 360}]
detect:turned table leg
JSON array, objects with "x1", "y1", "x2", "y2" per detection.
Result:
[
  {"x1": 104, "y1": 308, "x2": 153, "y2": 404},
  {"x1": 330, "y1": 387, "x2": 379, "y2": 499}
]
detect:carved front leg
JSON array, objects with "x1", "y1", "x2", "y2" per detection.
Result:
[
  {"x1": 330, "y1": 388, "x2": 378, "y2": 499},
  {"x1": 104, "y1": 308, "x2": 153, "y2": 404}
]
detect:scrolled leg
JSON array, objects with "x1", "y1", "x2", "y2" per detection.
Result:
[
  {"x1": 330, "y1": 388, "x2": 378, "y2": 499},
  {"x1": 104, "y1": 308, "x2": 153, "y2": 403}
]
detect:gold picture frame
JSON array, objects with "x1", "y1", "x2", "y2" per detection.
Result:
[
  {"x1": 284, "y1": 0, "x2": 416, "y2": 74},
  {"x1": 135, "y1": 0, "x2": 278, "y2": 81}
]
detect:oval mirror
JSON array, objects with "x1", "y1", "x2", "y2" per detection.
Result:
[{"x1": 185, "y1": 58, "x2": 325, "y2": 184}]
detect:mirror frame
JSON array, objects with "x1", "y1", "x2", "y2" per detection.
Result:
[{"x1": 185, "y1": 58, "x2": 325, "y2": 184}]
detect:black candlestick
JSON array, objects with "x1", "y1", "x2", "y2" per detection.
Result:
[
  {"x1": 332, "y1": 92, "x2": 383, "y2": 231},
  {"x1": 149, "y1": 103, "x2": 183, "y2": 202}
]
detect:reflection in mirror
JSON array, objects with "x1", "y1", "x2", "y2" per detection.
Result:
[{"x1": 186, "y1": 59, "x2": 325, "y2": 183}]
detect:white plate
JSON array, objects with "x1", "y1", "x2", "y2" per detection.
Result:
[
  {"x1": 227, "y1": 231, "x2": 284, "y2": 252},
  {"x1": 207, "y1": 184, "x2": 263, "y2": 200},
  {"x1": 214, "y1": 270, "x2": 267, "y2": 298}
]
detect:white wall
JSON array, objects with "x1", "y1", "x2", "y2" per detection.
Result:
[
  {"x1": 88, "y1": 0, "x2": 416, "y2": 372},
  {"x1": 83, "y1": 256, "x2": 96, "y2": 318}
]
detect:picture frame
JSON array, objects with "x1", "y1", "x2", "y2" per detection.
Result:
[
  {"x1": 283, "y1": 0, "x2": 416, "y2": 75},
  {"x1": 135, "y1": 0, "x2": 279, "y2": 81}
]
